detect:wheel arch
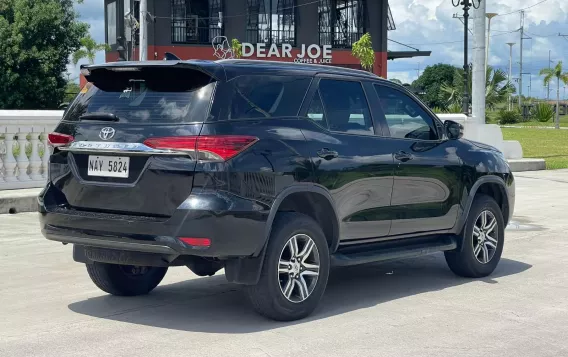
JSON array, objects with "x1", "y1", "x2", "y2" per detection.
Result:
[
  {"x1": 225, "y1": 184, "x2": 340, "y2": 285},
  {"x1": 454, "y1": 175, "x2": 510, "y2": 251},
  {"x1": 263, "y1": 184, "x2": 340, "y2": 254}
]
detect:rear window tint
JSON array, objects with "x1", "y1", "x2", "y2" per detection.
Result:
[
  {"x1": 209, "y1": 75, "x2": 311, "y2": 121},
  {"x1": 63, "y1": 68, "x2": 215, "y2": 123}
]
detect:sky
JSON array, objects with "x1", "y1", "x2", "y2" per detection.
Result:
[{"x1": 72, "y1": 0, "x2": 568, "y2": 99}]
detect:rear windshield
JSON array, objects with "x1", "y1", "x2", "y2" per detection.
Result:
[
  {"x1": 209, "y1": 75, "x2": 312, "y2": 121},
  {"x1": 63, "y1": 67, "x2": 215, "y2": 123}
]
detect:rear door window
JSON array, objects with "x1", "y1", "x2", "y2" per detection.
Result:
[
  {"x1": 317, "y1": 79, "x2": 374, "y2": 135},
  {"x1": 63, "y1": 67, "x2": 216, "y2": 123},
  {"x1": 209, "y1": 75, "x2": 312, "y2": 120}
]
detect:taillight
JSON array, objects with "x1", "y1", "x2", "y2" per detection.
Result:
[
  {"x1": 143, "y1": 135, "x2": 258, "y2": 161},
  {"x1": 48, "y1": 133, "x2": 74, "y2": 147}
]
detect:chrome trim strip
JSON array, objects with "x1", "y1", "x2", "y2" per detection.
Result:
[{"x1": 59, "y1": 141, "x2": 191, "y2": 156}]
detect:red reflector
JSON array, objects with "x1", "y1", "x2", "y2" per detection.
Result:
[
  {"x1": 48, "y1": 132, "x2": 74, "y2": 147},
  {"x1": 179, "y1": 237, "x2": 211, "y2": 247},
  {"x1": 143, "y1": 135, "x2": 258, "y2": 161}
]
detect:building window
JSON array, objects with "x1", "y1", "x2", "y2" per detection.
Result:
[
  {"x1": 171, "y1": 0, "x2": 223, "y2": 44},
  {"x1": 319, "y1": 0, "x2": 365, "y2": 48},
  {"x1": 246, "y1": 0, "x2": 295, "y2": 45},
  {"x1": 107, "y1": 1, "x2": 117, "y2": 45}
]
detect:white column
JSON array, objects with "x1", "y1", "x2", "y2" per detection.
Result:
[
  {"x1": 41, "y1": 132, "x2": 49, "y2": 179},
  {"x1": 139, "y1": 0, "x2": 147, "y2": 61},
  {"x1": 28, "y1": 130, "x2": 43, "y2": 180},
  {"x1": 471, "y1": 3, "x2": 487, "y2": 123},
  {"x1": 3, "y1": 132, "x2": 18, "y2": 182},
  {"x1": 16, "y1": 130, "x2": 31, "y2": 181}
]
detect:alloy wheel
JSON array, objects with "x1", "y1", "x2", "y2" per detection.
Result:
[
  {"x1": 472, "y1": 210, "x2": 499, "y2": 264},
  {"x1": 278, "y1": 234, "x2": 320, "y2": 303}
]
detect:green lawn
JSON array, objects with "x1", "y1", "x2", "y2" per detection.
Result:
[{"x1": 502, "y1": 127, "x2": 568, "y2": 169}]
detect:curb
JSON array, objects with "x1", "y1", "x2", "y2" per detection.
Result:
[
  {"x1": 0, "y1": 188, "x2": 42, "y2": 214},
  {"x1": 507, "y1": 159, "x2": 546, "y2": 172}
]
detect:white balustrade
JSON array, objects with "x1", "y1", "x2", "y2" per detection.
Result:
[{"x1": 0, "y1": 110, "x2": 63, "y2": 190}]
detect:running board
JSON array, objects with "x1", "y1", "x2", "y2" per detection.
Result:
[{"x1": 331, "y1": 236, "x2": 457, "y2": 267}]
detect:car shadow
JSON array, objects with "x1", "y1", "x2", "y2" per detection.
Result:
[{"x1": 68, "y1": 254, "x2": 531, "y2": 334}]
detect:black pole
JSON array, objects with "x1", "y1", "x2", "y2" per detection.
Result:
[
  {"x1": 462, "y1": 3, "x2": 470, "y2": 115},
  {"x1": 453, "y1": 0, "x2": 481, "y2": 116}
]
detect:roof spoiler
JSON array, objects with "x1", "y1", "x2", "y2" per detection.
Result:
[{"x1": 80, "y1": 60, "x2": 224, "y2": 82}]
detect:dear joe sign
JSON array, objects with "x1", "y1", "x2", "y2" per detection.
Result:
[{"x1": 242, "y1": 43, "x2": 333, "y2": 64}]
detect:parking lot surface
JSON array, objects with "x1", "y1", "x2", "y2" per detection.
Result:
[{"x1": 1, "y1": 170, "x2": 568, "y2": 357}]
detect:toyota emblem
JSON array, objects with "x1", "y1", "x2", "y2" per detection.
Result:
[{"x1": 99, "y1": 127, "x2": 116, "y2": 141}]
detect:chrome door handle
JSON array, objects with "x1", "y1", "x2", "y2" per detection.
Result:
[
  {"x1": 317, "y1": 148, "x2": 339, "y2": 160},
  {"x1": 394, "y1": 151, "x2": 413, "y2": 162}
]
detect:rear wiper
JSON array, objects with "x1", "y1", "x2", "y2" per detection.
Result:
[{"x1": 79, "y1": 113, "x2": 120, "y2": 122}]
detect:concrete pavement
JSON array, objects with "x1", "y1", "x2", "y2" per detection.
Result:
[{"x1": 1, "y1": 170, "x2": 568, "y2": 356}]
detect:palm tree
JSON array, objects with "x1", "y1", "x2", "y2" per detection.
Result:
[
  {"x1": 72, "y1": 35, "x2": 109, "y2": 65},
  {"x1": 539, "y1": 61, "x2": 568, "y2": 129},
  {"x1": 440, "y1": 65, "x2": 515, "y2": 113}
]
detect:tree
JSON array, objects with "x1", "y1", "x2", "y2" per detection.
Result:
[
  {"x1": 352, "y1": 33, "x2": 374, "y2": 72},
  {"x1": 440, "y1": 66, "x2": 515, "y2": 112},
  {"x1": 0, "y1": 0, "x2": 88, "y2": 109},
  {"x1": 412, "y1": 64, "x2": 457, "y2": 109},
  {"x1": 231, "y1": 38, "x2": 242, "y2": 59},
  {"x1": 63, "y1": 80, "x2": 81, "y2": 104},
  {"x1": 539, "y1": 61, "x2": 568, "y2": 129},
  {"x1": 72, "y1": 34, "x2": 109, "y2": 65}
]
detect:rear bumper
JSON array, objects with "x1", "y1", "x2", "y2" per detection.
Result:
[{"x1": 39, "y1": 184, "x2": 269, "y2": 258}]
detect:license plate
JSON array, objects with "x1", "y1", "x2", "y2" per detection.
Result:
[{"x1": 88, "y1": 155, "x2": 130, "y2": 178}]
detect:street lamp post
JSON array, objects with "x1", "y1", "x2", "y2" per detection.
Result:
[
  {"x1": 485, "y1": 13, "x2": 498, "y2": 74},
  {"x1": 452, "y1": 0, "x2": 482, "y2": 115}
]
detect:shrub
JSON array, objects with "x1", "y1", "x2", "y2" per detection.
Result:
[
  {"x1": 431, "y1": 106, "x2": 447, "y2": 114},
  {"x1": 447, "y1": 103, "x2": 463, "y2": 113},
  {"x1": 498, "y1": 109, "x2": 522, "y2": 125},
  {"x1": 531, "y1": 103, "x2": 554, "y2": 122}
]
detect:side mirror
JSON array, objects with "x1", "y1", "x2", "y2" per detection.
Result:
[{"x1": 444, "y1": 120, "x2": 463, "y2": 140}]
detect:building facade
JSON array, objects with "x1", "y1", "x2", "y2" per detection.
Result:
[{"x1": 104, "y1": 0, "x2": 426, "y2": 78}]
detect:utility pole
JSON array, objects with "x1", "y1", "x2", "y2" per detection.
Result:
[
  {"x1": 506, "y1": 43, "x2": 515, "y2": 110},
  {"x1": 139, "y1": 0, "x2": 148, "y2": 61},
  {"x1": 518, "y1": 11, "x2": 532, "y2": 114},
  {"x1": 519, "y1": 11, "x2": 524, "y2": 110}
]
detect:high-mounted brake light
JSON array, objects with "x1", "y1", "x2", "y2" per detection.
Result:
[
  {"x1": 48, "y1": 133, "x2": 74, "y2": 147},
  {"x1": 143, "y1": 135, "x2": 258, "y2": 161}
]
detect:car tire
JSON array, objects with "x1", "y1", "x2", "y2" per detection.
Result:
[
  {"x1": 445, "y1": 194, "x2": 505, "y2": 278},
  {"x1": 86, "y1": 262, "x2": 167, "y2": 296},
  {"x1": 246, "y1": 212, "x2": 330, "y2": 321}
]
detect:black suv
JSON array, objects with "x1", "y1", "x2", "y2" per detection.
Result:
[{"x1": 40, "y1": 60, "x2": 515, "y2": 321}]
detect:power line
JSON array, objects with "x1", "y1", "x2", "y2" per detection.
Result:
[
  {"x1": 496, "y1": 0, "x2": 549, "y2": 17},
  {"x1": 400, "y1": 30, "x2": 518, "y2": 46},
  {"x1": 525, "y1": 31, "x2": 561, "y2": 38}
]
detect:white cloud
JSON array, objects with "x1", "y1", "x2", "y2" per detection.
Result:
[{"x1": 388, "y1": 0, "x2": 568, "y2": 97}]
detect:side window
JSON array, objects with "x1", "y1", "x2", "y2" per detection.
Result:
[
  {"x1": 306, "y1": 91, "x2": 327, "y2": 128},
  {"x1": 374, "y1": 84, "x2": 438, "y2": 140},
  {"x1": 318, "y1": 79, "x2": 374, "y2": 135},
  {"x1": 211, "y1": 75, "x2": 311, "y2": 121}
]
